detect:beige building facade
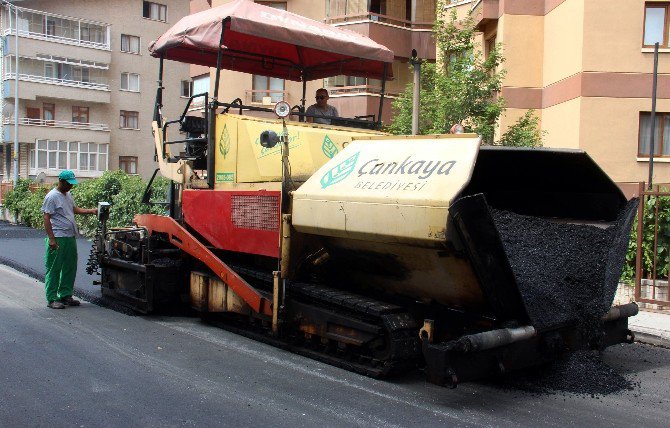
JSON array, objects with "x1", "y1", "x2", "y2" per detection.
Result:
[
  {"x1": 208, "y1": 0, "x2": 436, "y2": 125},
  {"x1": 0, "y1": 0, "x2": 190, "y2": 181},
  {"x1": 450, "y1": 0, "x2": 670, "y2": 187}
]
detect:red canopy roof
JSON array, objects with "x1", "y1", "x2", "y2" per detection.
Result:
[{"x1": 148, "y1": 0, "x2": 394, "y2": 82}]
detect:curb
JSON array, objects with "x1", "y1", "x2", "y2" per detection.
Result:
[
  {"x1": 631, "y1": 330, "x2": 670, "y2": 349},
  {"x1": 0, "y1": 256, "x2": 44, "y2": 282}
]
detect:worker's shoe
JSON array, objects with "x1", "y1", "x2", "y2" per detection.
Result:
[
  {"x1": 47, "y1": 301, "x2": 66, "y2": 309},
  {"x1": 59, "y1": 296, "x2": 81, "y2": 306}
]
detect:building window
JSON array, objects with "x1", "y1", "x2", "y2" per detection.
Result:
[
  {"x1": 193, "y1": 74, "x2": 210, "y2": 95},
  {"x1": 639, "y1": 112, "x2": 670, "y2": 157},
  {"x1": 119, "y1": 156, "x2": 138, "y2": 174},
  {"x1": 181, "y1": 80, "x2": 193, "y2": 97},
  {"x1": 190, "y1": 74, "x2": 210, "y2": 107},
  {"x1": 143, "y1": 1, "x2": 167, "y2": 22},
  {"x1": 252, "y1": 75, "x2": 285, "y2": 103},
  {"x1": 121, "y1": 34, "x2": 140, "y2": 54},
  {"x1": 644, "y1": 4, "x2": 670, "y2": 47},
  {"x1": 72, "y1": 106, "x2": 89, "y2": 123},
  {"x1": 80, "y1": 23, "x2": 106, "y2": 44},
  {"x1": 323, "y1": 75, "x2": 381, "y2": 93},
  {"x1": 43, "y1": 103, "x2": 55, "y2": 124},
  {"x1": 27, "y1": 107, "x2": 40, "y2": 120},
  {"x1": 45, "y1": 18, "x2": 56, "y2": 36},
  {"x1": 120, "y1": 73, "x2": 140, "y2": 92},
  {"x1": 31, "y1": 140, "x2": 108, "y2": 172},
  {"x1": 120, "y1": 110, "x2": 139, "y2": 129}
]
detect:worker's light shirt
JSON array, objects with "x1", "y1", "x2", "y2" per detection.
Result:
[
  {"x1": 41, "y1": 188, "x2": 78, "y2": 237},
  {"x1": 306, "y1": 104, "x2": 338, "y2": 124}
]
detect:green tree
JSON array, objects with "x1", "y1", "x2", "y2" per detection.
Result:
[
  {"x1": 388, "y1": 6, "x2": 505, "y2": 142},
  {"x1": 388, "y1": 3, "x2": 544, "y2": 147}
]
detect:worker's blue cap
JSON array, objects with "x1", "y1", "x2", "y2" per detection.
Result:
[{"x1": 58, "y1": 170, "x2": 78, "y2": 185}]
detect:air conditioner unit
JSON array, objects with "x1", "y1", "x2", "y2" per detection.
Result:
[{"x1": 262, "y1": 96, "x2": 273, "y2": 105}]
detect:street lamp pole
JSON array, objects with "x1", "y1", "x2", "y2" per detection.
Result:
[
  {"x1": 1, "y1": 0, "x2": 19, "y2": 184},
  {"x1": 12, "y1": 1, "x2": 18, "y2": 185}
]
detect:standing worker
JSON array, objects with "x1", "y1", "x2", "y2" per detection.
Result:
[{"x1": 41, "y1": 170, "x2": 97, "y2": 309}]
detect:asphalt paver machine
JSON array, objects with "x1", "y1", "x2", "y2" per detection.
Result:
[{"x1": 91, "y1": 0, "x2": 639, "y2": 386}]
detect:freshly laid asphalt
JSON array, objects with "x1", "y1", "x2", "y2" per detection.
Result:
[
  {"x1": 2, "y1": 220, "x2": 670, "y2": 426},
  {"x1": 0, "y1": 220, "x2": 100, "y2": 300},
  {"x1": 2, "y1": 263, "x2": 670, "y2": 427}
]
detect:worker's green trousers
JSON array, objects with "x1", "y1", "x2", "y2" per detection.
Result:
[{"x1": 44, "y1": 237, "x2": 77, "y2": 303}]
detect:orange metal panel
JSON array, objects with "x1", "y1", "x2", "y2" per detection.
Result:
[{"x1": 134, "y1": 214, "x2": 273, "y2": 316}]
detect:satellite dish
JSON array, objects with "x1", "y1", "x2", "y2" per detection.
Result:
[{"x1": 36, "y1": 172, "x2": 46, "y2": 183}]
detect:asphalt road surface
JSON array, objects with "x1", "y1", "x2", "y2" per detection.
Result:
[
  {"x1": 1, "y1": 263, "x2": 669, "y2": 427},
  {"x1": 0, "y1": 221, "x2": 100, "y2": 299}
]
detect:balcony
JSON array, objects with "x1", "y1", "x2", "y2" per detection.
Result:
[
  {"x1": 3, "y1": 54, "x2": 110, "y2": 103},
  {"x1": 3, "y1": 117, "x2": 110, "y2": 145},
  {"x1": 325, "y1": 12, "x2": 433, "y2": 30},
  {"x1": 2, "y1": 5, "x2": 111, "y2": 51},
  {"x1": 326, "y1": 84, "x2": 399, "y2": 97},
  {"x1": 469, "y1": 0, "x2": 500, "y2": 31},
  {"x1": 244, "y1": 89, "x2": 288, "y2": 106},
  {"x1": 325, "y1": 12, "x2": 435, "y2": 60}
]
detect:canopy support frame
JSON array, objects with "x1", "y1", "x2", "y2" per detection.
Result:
[
  {"x1": 208, "y1": 20, "x2": 228, "y2": 189},
  {"x1": 377, "y1": 63, "x2": 388, "y2": 129}
]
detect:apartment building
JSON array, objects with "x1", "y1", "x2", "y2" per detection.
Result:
[
  {"x1": 0, "y1": 0, "x2": 190, "y2": 181},
  {"x1": 209, "y1": 0, "x2": 436, "y2": 124},
  {"x1": 448, "y1": 0, "x2": 670, "y2": 187}
]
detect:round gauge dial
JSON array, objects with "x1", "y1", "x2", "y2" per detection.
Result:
[{"x1": 274, "y1": 101, "x2": 291, "y2": 118}]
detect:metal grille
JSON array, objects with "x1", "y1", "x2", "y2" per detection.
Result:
[{"x1": 231, "y1": 195, "x2": 280, "y2": 231}]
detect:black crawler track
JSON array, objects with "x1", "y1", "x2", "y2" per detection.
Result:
[{"x1": 216, "y1": 264, "x2": 421, "y2": 378}]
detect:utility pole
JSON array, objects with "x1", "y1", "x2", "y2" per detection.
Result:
[
  {"x1": 648, "y1": 42, "x2": 659, "y2": 190},
  {"x1": 410, "y1": 49, "x2": 421, "y2": 135},
  {"x1": 1, "y1": 1, "x2": 19, "y2": 184}
]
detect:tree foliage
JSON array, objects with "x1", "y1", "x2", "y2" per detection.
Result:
[
  {"x1": 621, "y1": 194, "x2": 670, "y2": 283},
  {"x1": 388, "y1": 7, "x2": 505, "y2": 142},
  {"x1": 388, "y1": 3, "x2": 544, "y2": 147},
  {"x1": 72, "y1": 170, "x2": 169, "y2": 237},
  {"x1": 498, "y1": 110, "x2": 546, "y2": 148},
  {"x1": 2, "y1": 171, "x2": 169, "y2": 237}
]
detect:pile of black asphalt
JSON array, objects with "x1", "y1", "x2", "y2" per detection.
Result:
[
  {"x1": 489, "y1": 349, "x2": 638, "y2": 396},
  {"x1": 490, "y1": 201, "x2": 636, "y2": 331},
  {"x1": 489, "y1": 202, "x2": 639, "y2": 396}
]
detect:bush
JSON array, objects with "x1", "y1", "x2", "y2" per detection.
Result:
[
  {"x1": 72, "y1": 171, "x2": 169, "y2": 237},
  {"x1": 497, "y1": 110, "x2": 545, "y2": 148},
  {"x1": 621, "y1": 193, "x2": 670, "y2": 283},
  {"x1": 3, "y1": 171, "x2": 169, "y2": 238},
  {"x1": 3, "y1": 178, "x2": 33, "y2": 219}
]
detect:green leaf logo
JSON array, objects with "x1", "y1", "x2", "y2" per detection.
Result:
[
  {"x1": 219, "y1": 124, "x2": 231, "y2": 159},
  {"x1": 321, "y1": 135, "x2": 339, "y2": 158},
  {"x1": 320, "y1": 151, "x2": 359, "y2": 189}
]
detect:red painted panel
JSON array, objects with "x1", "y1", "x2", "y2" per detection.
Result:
[{"x1": 182, "y1": 189, "x2": 280, "y2": 258}]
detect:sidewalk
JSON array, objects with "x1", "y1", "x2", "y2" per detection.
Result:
[
  {"x1": 628, "y1": 310, "x2": 670, "y2": 348},
  {"x1": 1, "y1": 219, "x2": 670, "y2": 346}
]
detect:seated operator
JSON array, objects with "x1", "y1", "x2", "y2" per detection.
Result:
[{"x1": 306, "y1": 88, "x2": 339, "y2": 125}]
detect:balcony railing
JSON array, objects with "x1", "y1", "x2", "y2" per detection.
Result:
[
  {"x1": 2, "y1": 5, "x2": 111, "y2": 50},
  {"x1": 244, "y1": 89, "x2": 289, "y2": 105},
  {"x1": 326, "y1": 85, "x2": 398, "y2": 97},
  {"x1": 325, "y1": 13, "x2": 433, "y2": 30},
  {"x1": 4, "y1": 117, "x2": 110, "y2": 131},
  {"x1": 4, "y1": 72, "x2": 109, "y2": 91}
]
